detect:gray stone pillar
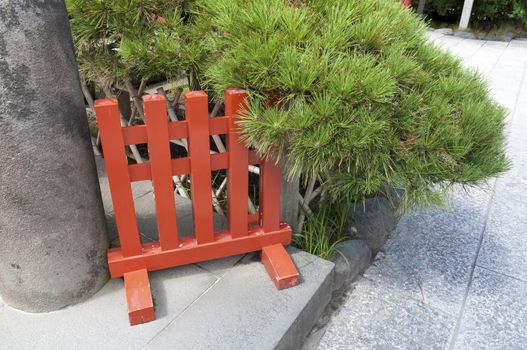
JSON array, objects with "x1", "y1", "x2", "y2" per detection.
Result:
[
  {"x1": 0, "y1": 1, "x2": 108, "y2": 312},
  {"x1": 280, "y1": 165, "x2": 299, "y2": 231}
]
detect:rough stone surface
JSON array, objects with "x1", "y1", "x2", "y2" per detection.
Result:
[
  {"x1": 0, "y1": 1, "x2": 108, "y2": 312},
  {"x1": 435, "y1": 28, "x2": 454, "y2": 35},
  {"x1": 476, "y1": 193, "x2": 527, "y2": 281},
  {"x1": 453, "y1": 267, "x2": 527, "y2": 350},
  {"x1": 281, "y1": 165, "x2": 300, "y2": 230},
  {"x1": 332, "y1": 240, "x2": 371, "y2": 291},
  {"x1": 360, "y1": 187, "x2": 491, "y2": 316},
  {"x1": 347, "y1": 194, "x2": 401, "y2": 252},
  {"x1": 318, "y1": 278, "x2": 455, "y2": 350},
  {"x1": 0, "y1": 264, "x2": 217, "y2": 350},
  {"x1": 454, "y1": 31, "x2": 477, "y2": 39}
]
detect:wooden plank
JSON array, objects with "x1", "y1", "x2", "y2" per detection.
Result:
[
  {"x1": 260, "y1": 159, "x2": 282, "y2": 232},
  {"x1": 225, "y1": 89, "x2": 249, "y2": 238},
  {"x1": 261, "y1": 243, "x2": 299, "y2": 290},
  {"x1": 167, "y1": 120, "x2": 188, "y2": 140},
  {"x1": 122, "y1": 125, "x2": 148, "y2": 145},
  {"x1": 127, "y1": 152, "x2": 235, "y2": 182},
  {"x1": 107, "y1": 224, "x2": 293, "y2": 277},
  {"x1": 94, "y1": 99, "x2": 142, "y2": 257},
  {"x1": 122, "y1": 117, "x2": 230, "y2": 145},
  {"x1": 124, "y1": 269, "x2": 155, "y2": 325},
  {"x1": 185, "y1": 91, "x2": 214, "y2": 244},
  {"x1": 143, "y1": 95, "x2": 179, "y2": 250}
]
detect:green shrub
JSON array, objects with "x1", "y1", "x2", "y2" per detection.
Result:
[
  {"x1": 189, "y1": 0, "x2": 509, "y2": 210},
  {"x1": 66, "y1": 0, "x2": 193, "y2": 87},
  {"x1": 419, "y1": 0, "x2": 527, "y2": 28},
  {"x1": 293, "y1": 201, "x2": 349, "y2": 260}
]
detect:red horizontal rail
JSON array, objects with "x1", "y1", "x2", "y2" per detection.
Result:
[
  {"x1": 107, "y1": 224, "x2": 292, "y2": 278},
  {"x1": 122, "y1": 116, "x2": 230, "y2": 145},
  {"x1": 128, "y1": 150, "x2": 260, "y2": 182}
]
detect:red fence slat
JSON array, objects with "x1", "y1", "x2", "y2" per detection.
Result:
[
  {"x1": 143, "y1": 95, "x2": 179, "y2": 250},
  {"x1": 225, "y1": 89, "x2": 249, "y2": 238},
  {"x1": 185, "y1": 91, "x2": 214, "y2": 244},
  {"x1": 94, "y1": 99, "x2": 142, "y2": 257},
  {"x1": 260, "y1": 159, "x2": 282, "y2": 232}
]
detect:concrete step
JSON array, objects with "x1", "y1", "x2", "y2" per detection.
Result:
[{"x1": 0, "y1": 247, "x2": 334, "y2": 350}]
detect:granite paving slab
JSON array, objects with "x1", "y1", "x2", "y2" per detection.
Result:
[
  {"x1": 452, "y1": 267, "x2": 527, "y2": 350},
  {"x1": 362, "y1": 189, "x2": 487, "y2": 316},
  {"x1": 318, "y1": 277, "x2": 455, "y2": 350},
  {"x1": 476, "y1": 193, "x2": 527, "y2": 281}
]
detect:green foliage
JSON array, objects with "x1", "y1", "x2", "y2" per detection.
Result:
[
  {"x1": 189, "y1": 0, "x2": 510, "y2": 210},
  {"x1": 293, "y1": 201, "x2": 349, "y2": 260},
  {"x1": 420, "y1": 0, "x2": 527, "y2": 28},
  {"x1": 511, "y1": 0, "x2": 527, "y2": 27},
  {"x1": 66, "y1": 0, "x2": 193, "y2": 86}
]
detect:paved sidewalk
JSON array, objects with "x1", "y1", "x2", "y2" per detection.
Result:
[{"x1": 319, "y1": 32, "x2": 527, "y2": 350}]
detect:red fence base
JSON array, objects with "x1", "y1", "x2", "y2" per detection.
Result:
[{"x1": 95, "y1": 89, "x2": 299, "y2": 325}]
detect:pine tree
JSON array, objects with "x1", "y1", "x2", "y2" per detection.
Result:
[
  {"x1": 187, "y1": 0, "x2": 510, "y2": 210},
  {"x1": 67, "y1": 0, "x2": 193, "y2": 88}
]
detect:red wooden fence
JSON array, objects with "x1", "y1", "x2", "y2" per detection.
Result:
[{"x1": 95, "y1": 89, "x2": 299, "y2": 325}]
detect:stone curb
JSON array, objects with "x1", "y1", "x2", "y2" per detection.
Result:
[{"x1": 300, "y1": 239, "x2": 373, "y2": 350}]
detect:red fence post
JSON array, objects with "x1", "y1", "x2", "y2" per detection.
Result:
[
  {"x1": 225, "y1": 89, "x2": 250, "y2": 238},
  {"x1": 185, "y1": 91, "x2": 214, "y2": 244},
  {"x1": 95, "y1": 99, "x2": 142, "y2": 257},
  {"x1": 260, "y1": 159, "x2": 282, "y2": 233},
  {"x1": 143, "y1": 95, "x2": 179, "y2": 250}
]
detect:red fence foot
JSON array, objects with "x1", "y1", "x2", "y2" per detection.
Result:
[
  {"x1": 124, "y1": 269, "x2": 156, "y2": 325},
  {"x1": 261, "y1": 244, "x2": 300, "y2": 290}
]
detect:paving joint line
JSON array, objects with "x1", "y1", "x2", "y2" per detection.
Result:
[
  {"x1": 142, "y1": 277, "x2": 222, "y2": 349},
  {"x1": 360, "y1": 275, "x2": 457, "y2": 318},
  {"x1": 476, "y1": 264, "x2": 527, "y2": 284},
  {"x1": 446, "y1": 176, "x2": 498, "y2": 350},
  {"x1": 508, "y1": 60, "x2": 527, "y2": 125}
]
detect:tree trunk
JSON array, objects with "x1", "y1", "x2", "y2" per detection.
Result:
[{"x1": 0, "y1": 0, "x2": 109, "y2": 312}]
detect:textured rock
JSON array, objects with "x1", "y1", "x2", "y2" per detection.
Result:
[
  {"x1": 332, "y1": 240, "x2": 371, "y2": 291},
  {"x1": 454, "y1": 31, "x2": 477, "y2": 39},
  {"x1": 435, "y1": 28, "x2": 454, "y2": 35},
  {"x1": 281, "y1": 165, "x2": 300, "y2": 230},
  {"x1": 347, "y1": 193, "x2": 401, "y2": 252},
  {"x1": 0, "y1": 1, "x2": 108, "y2": 312}
]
